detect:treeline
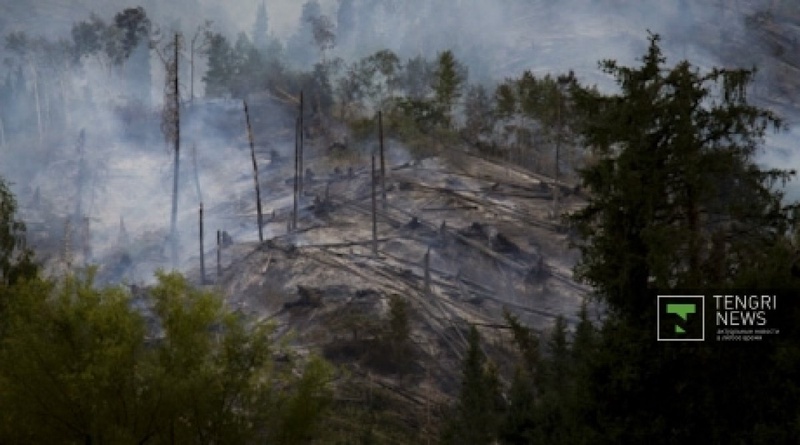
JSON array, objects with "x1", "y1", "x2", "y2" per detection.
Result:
[
  {"x1": 0, "y1": 6, "x2": 155, "y2": 148},
  {"x1": 202, "y1": 19, "x2": 585, "y2": 178},
  {"x1": 202, "y1": 33, "x2": 586, "y2": 181},
  {"x1": 1, "y1": 3, "x2": 586, "y2": 179}
]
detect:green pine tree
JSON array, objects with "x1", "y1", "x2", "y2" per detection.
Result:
[
  {"x1": 433, "y1": 50, "x2": 466, "y2": 128},
  {"x1": 567, "y1": 32, "x2": 800, "y2": 444},
  {"x1": 442, "y1": 326, "x2": 504, "y2": 445},
  {"x1": 570, "y1": 32, "x2": 797, "y2": 320},
  {"x1": 203, "y1": 32, "x2": 234, "y2": 97}
]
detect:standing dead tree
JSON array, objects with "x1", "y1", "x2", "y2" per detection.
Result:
[
  {"x1": 293, "y1": 116, "x2": 300, "y2": 231},
  {"x1": 80, "y1": 217, "x2": 91, "y2": 266},
  {"x1": 0, "y1": 114, "x2": 6, "y2": 148},
  {"x1": 552, "y1": 72, "x2": 574, "y2": 219},
  {"x1": 371, "y1": 153, "x2": 378, "y2": 257},
  {"x1": 161, "y1": 33, "x2": 182, "y2": 269},
  {"x1": 299, "y1": 90, "x2": 305, "y2": 196},
  {"x1": 191, "y1": 143, "x2": 203, "y2": 204},
  {"x1": 216, "y1": 229, "x2": 222, "y2": 279},
  {"x1": 424, "y1": 248, "x2": 431, "y2": 294},
  {"x1": 199, "y1": 203, "x2": 205, "y2": 284},
  {"x1": 61, "y1": 217, "x2": 72, "y2": 272},
  {"x1": 378, "y1": 111, "x2": 387, "y2": 209},
  {"x1": 244, "y1": 100, "x2": 264, "y2": 242},
  {"x1": 73, "y1": 129, "x2": 87, "y2": 221}
]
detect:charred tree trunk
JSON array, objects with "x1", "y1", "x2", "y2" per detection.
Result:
[
  {"x1": 424, "y1": 248, "x2": 431, "y2": 294},
  {"x1": 0, "y1": 114, "x2": 6, "y2": 148},
  {"x1": 199, "y1": 203, "x2": 205, "y2": 284},
  {"x1": 293, "y1": 116, "x2": 299, "y2": 231},
  {"x1": 244, "y1": 101, "x2": 264, "y2": 242},
  {"x1": 372, "y1": 153, "x2": 378, "y2": 257},
  {"x1": 74, "y1": 129, "x2": 86, "y2": 221},
  {"x1": 62, "y1": 217, "x2": 72, "y2": 271},
  {"x1": 379, "y1": 111, "x2": 387, "y2": 209},
  {"x1": 216, "y1": 229, "x2": 222, "y2": 280},
  {"x1": 553, "y1": 89, "x2": 561, "y2": 219},
  {"x1": 299, "y1": 90, "x2": 304, "y2": 196},
  {"x1": 81, "y1": 217, "x2": 91, "y2": 266},
  {"x1": 169, "y1": 33, "x2": 181, "y2": 269},
  {"x1": 191, "y1": 143, "x2": 203, "y2": 204}
]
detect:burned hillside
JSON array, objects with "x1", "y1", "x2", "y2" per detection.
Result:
[
  {"x1": 11, "y1": 84, "x2": 593, "y2": 418},
  {"x1": 3, "y1": 2, "x2": 800, "y2": 442},
  {"x1": 182, "y1": 97, "x2": 593, "y2": 404}
]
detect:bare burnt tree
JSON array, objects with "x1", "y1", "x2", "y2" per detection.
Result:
[
  {"x1": 161, "y1": 33, "x2": 182, "y2": 269},
  {"x1": 199, "y1": 203, "x2": 205, "y2": 283},
  {"x1": 293, "y1": 116, "x2": 299, "y2": 231},
  {"x1": 216, "y1": 229, "x2": 221, "y2": 279},
  {"x1": 0, "y1": 115, "x2": 6, "y2": 149},
  {"x1": 552, "y1": 71, "x2": 574, "y2": 219},
  {"x1": 191, "y1": 143, "x2": 203, "y2": 204},
  {"x1": 378, "y1": 111, "x2": 386, "y2": 209},
  {"x1": 299, "y1": 90, "x2": 304, "y2": 196},
  {"x1": 371, "y1": 153, "x2": 378, "y2": 256},
  {"x1": 424, "y1": 247, "x2": 431, "y2": 294},
  {"x1": 244, "y1": 100, "x2": 264, "y2": 242},
  {"x1": 73, "y1": 129, "x2": 87, "y2": 221}
]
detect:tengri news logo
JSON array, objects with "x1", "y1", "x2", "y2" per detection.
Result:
[{"x1": 657, "y1": 295, "x2": 705, "y2": 341}]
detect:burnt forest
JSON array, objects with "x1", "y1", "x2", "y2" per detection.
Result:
[{"x1": 0, "y1": 1, "x2": 799, "y2": 444}]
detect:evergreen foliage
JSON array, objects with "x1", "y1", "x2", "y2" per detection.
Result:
[
  {"x1": 442, "y1": 33, "x2": 800, "y2": 445},
  {"x1": 462, "y1": 84, "x2": 496, "y2": 145},
  {"x1": 70, "y1": 13, "x2": 106, "y2": 62},
  {"x1": 105, "y1": 7, "x2": 151, "y2": 67},
  {"x1": 493, "y1": 70, "x2": 583, "y2": 175},
  {"x1": 384, "y1": 294, "x2": 414, "y2": 371},
  {"x1": 563, "y1": 33, "x2": 800, "y2": 445},
  {"x1": 441, "y1": 326, "x2": 504, "y2": 445},
  {"x1": 433, "y1": 50, "x2": 467, "y2": 127},
  {"x1": 202, "y1": 32, "x2": 234, "y2": 98},
  {"x1": 569, "y1": 33, "x2": 797, "y2": 318},
  {"x1": 0, "y1": 177, "x2": 35, "y2": 287}
]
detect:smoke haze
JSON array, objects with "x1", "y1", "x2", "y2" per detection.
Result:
[{"x1": 1, "y1": 0, "x2": 798, "y2": 282}]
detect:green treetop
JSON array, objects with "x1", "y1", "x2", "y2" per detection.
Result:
[{"x1": 569, "y1": 33, "x2": 798, "y2": 321}]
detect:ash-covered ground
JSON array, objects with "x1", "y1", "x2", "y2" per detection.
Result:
[
  {"x1": 195, "y1": 98, "x2": 595, "y2": 402},
  {"x1": 12, "y1": 95, "x2": 595, "y2": 403}
]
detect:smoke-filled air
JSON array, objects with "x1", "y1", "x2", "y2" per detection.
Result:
[
  {"x1": 1, "y1": 0, "x2": 798, "y2": 282},
  {"x1": 1, "y1": 0, "x2": 800, "y2": 443}
]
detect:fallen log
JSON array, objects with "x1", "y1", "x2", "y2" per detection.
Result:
[
  {"x1": 301, "y1": 238, "x2": 392, "y2": 249},
  {"x1": 421, "y1": 205, "x2": 479, "y2": 211}
]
